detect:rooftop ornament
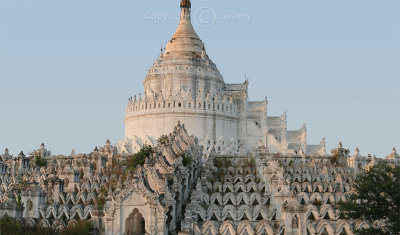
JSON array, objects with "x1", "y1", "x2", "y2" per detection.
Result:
[{"x1": 180, "y1": 0, "x2": 191, "y2": 8}]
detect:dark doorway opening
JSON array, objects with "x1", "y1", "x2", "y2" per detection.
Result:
[{"x1": 125, "y1": 208, "x2": 146, "y2": 235}]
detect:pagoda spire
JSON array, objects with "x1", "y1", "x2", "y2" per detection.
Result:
[
  {"x1": 179, "y1": 0, "x2": 192, "y2": 22},
  {"x1": 163, "y1": 0, "x2": 203, "y2": 58}
]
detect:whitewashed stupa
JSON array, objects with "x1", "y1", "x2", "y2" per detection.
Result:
[{"x1": 121, "y1": 0, "x2": 326, "y2": 156}]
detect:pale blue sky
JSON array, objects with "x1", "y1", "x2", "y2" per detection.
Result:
[{"x1": 0, "y1": 0, "x2": 399, "y2": 157}]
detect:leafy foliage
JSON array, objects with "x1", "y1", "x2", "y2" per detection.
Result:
[
  {"x1": 213, "y1": 157, "x2": 231, "y2": 169},
  {"x1": 15, "y1": 180, "x2": 30, "y2": 192},
  {"x1": 157, "y1": 135, "x2": 169, "y2": 145},
  {"x1": 330, "y1": 148, "x2": 341, "y2": 164},
  {"x1": 97, "y1": 196, "x2": 106, "y2": 208},
  {"x1": 16, "y1": 194, "x2": 23, "y2": 210},
  {"x1": 244, "y1": 158, "x2": 255, "y2": 168},
  {"x1": 79, "y1": 169, "x2": 84, "y2": 179},
  {"x1": 29, "y1": 151, "x2": 46, "y2": 167},
  {"x1": 96, "y1": 187, "x2": 108, "y2": 208},
  {"x1": 312, "y1": 199, "x2": 323, "y2": 207},
  {"x1": 35, "y1": 155, "x2": 46, "y2": 167},
  {"x1": 125, "y1": 144, "x2": 153, "y2": 171},
  {"x1": 213, "y1": 157, "x2": 232, "y2": 182},
  {"x1": 0, "y1": 215, "x2": 94, "y2": 235},
  {"x1": 330, "y1": 147, "x2": 349, "y2": 166},
  {"x1": 335, "y1": 162, "x2": 400, "y2": 234},
  {"x1": 216, "y1": 168, "x2": 225, "y2": 181},
  {"x1": 0, "y1": 215, "x2": 28, "y2": 235},
  {"x1": 180, "y1": 153, "x2": 193, "y2": 167},
  {"x1": 59, "y1": 220, "x2": 94, "y2": 235}
]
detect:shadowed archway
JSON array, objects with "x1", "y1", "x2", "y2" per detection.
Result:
[{"x1": 125, "y1": 208, "x2": 146, "y2": 235}]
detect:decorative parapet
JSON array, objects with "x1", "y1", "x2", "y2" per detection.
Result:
[{"x1": 125, "y1": 94, "x2": 239, "y2": 118}]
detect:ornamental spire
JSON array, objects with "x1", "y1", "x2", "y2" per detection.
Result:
[
  {"x1": 163, "y1": 0, "x2": 203, "y2": 58},
  {"x1": 180, "y1": 0, "x2": 191, "y2": 8}
]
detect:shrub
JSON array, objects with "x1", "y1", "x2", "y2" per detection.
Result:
[
  {"x1": 97, "y1": 196, "x2": 106, "y2": 209},
  {"x1": 216, "y1": 168, "x2": 225, "y2": 181},
  {"x1": 16, "y1": 194, "x2": 23, "y2": 210},
  {"x1": 245, "y1": 158, "x2": 255, "y2": 168},
  {"x1": 312, "y1": 199, "x2": 323, "y2": 207},
  {"x1": 47, "y1": 198, "x2": 54, "y2": 205},
  {"x1": 29, "y1": 150, "x2": 46, "y2": 167},
  {"x1": 0, "y1": 216, "x2": 93, "y2": 235},
  {"x1": 330, "y1": 149, "x2": 341, "y2": 164},
  {"x1": 330, "y1": 146, "x2": 350, "y2": 165},
  {"x1": 120, "y1": 173, "x2": 127, "y2": 183},
  {"x1": 99, "y1": 187, "x2": 107, "y2": 195},
  {"x1": 35, "y1": 155, "x2": 46, "y2": 167},
  {"x1": 180, "y1": 153, "x2": 193, "y2": 167},
  {"x1": 97, "y1": 187, "x2": 108, "y2": 208},
  {"x1": 214, "y1": 157, "x2": 230, "y2": 169},
  {"x1": 0, "y1": 215, "x2": 24, "y2": 234},
  {"x1": 157, "y1": 135, "x2": 168, "y2": 145},
  {"x1": 79, "y1": 169, "x2": 84, "y2": 179},
  {"x1": 0, "y1": 215, "x2": 57, "y2": 235},
  {"x1": 125, "y1": 144, "x2": 153, "y2": 171},
  {"x1": 59, "y1": 220, "x2": 94, "y2": 235}
]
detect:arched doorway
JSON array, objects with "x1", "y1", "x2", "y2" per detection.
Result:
[{"x1": 125, "y1": 208, "x2": 146, "y2": 235}]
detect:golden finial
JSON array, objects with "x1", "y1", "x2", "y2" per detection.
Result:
[{"x1": 180, "y1": 0, "x2": 191, "y2": 8}]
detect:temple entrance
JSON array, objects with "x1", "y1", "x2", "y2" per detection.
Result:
[{"x1": 125, "y1": 208, "x2": 146, "y2": 235}]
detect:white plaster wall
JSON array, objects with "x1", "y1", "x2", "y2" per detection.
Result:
[
  {"x1": 143, "y1": 69, "x2": 224, "y2": 101},
  {"x1": 245, "y1": 120, "x2": 262, "y2": 150},
  {"x1": 125, "y1": 108, "x2": 239, "y2": 146},
  {"x1": 21, "y1": 196, "x2": 41, "y2": 219}
]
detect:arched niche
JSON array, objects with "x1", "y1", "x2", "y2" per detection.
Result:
[{"x1": 125, "y1": 208, "x2": 146, "y2": 235}]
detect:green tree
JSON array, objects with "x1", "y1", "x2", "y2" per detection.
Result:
[
  {"x1": 330, "y1": 144, "x2": 349, "y2": 166},
  {"x1": 336, "y1": 162, "x2": 400, "y2": 235}
]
